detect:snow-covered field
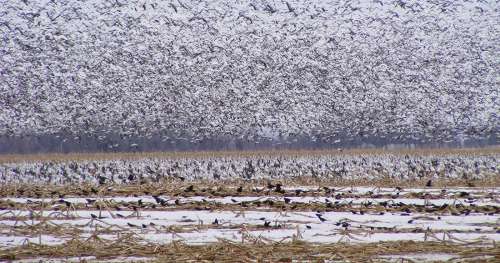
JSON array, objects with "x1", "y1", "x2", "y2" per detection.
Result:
[
  {"x1": 1, "y1": 208, "x2": 499, "y2": 247},
  {"x1": 1, "y1": 183, "x2": 498, "y2": 261},
  {"x1": 1, "y1": 193, "x2": 499, "y2": 245},
  {"x1": 0, "y1": 151, "x2": 498, "y2": 261}
]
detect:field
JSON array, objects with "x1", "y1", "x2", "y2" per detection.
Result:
[
  {"x1": 2, "y1": 0, "x2": 498, "y2": 262},
  {"x1": 0, "y1": 148, "x2": 499, "y2": 262}
]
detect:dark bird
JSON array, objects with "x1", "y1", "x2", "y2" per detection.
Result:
[
  {"x1": 185, "y1": 185, "x2": 194, "y2": 192},
  {"x1": 306, "y1": 225, "x2": 312, "y2": 229},
  {"x1": 237, "y1": 186, "x2": 243, "y2": 193},
  {"x1": 91, "y1": 213, "x2": 98, "y2": 219},
  {"x1": 212, "y1": 218, "x2": 219, "y2": 225},
  {"x1": 127, "y1": 222, "x2": 138, "y2": 227},
  {"x1": 459, "y1": 191, "x2": 470, "y2": 197},
  {"x1": 275, "y1": 183, "x2": 285, "y2": 194},
  {"x1": 153, "y1": 195, "x2": 167, "y2": 206},
  {"x1": 426, "y1": 180, "x2": 432, "y2": 187},
  {"x1": 98, "y1": 176, "x2": 106, "y2": 185},
  {"x1": 284, "y1": 197, "x2": 291, "y2": 204},
  {"x1": 264, "y1": 199, "x2": 274, "y2": 206},
  {"x1": 316, "y1": 213, "x2": 327, "y2": 222}
]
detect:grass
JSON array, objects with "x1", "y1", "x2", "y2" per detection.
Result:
[
  {"x1": 1, "y1": 239, "x2": 498, "y2": 262},
  {"x1": 1, "y1": 174, "x2": 499, "y2": 198}
]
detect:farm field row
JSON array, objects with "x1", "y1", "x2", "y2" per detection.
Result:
[{"x1": 1, "y1": 184, "x2": 498, "y2": 262}]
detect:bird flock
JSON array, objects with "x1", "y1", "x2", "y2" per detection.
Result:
[
  {"x1": 0, "y1": 0, "x2": 499, "y2": 152},
  {"x1": 1, "y1": 153, "x2": 498, "y2": 185}
]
